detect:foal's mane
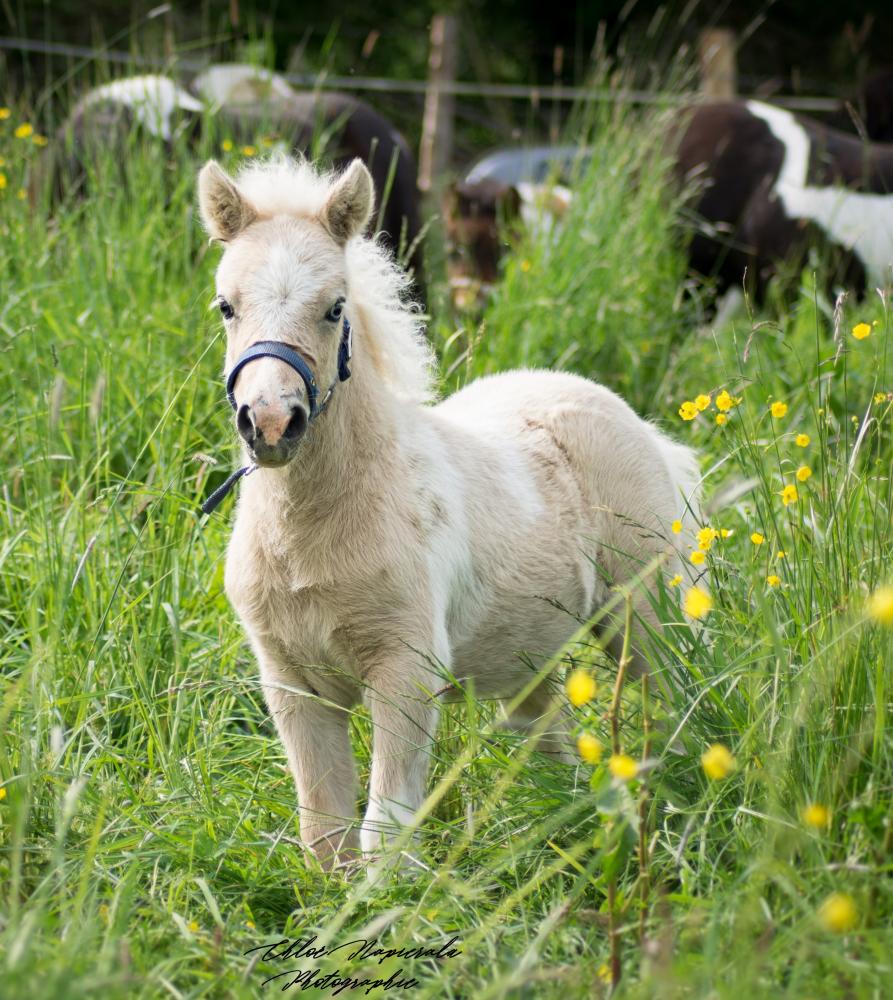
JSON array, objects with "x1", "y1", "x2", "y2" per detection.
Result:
[{"x1": 235, "y1": 156, "x2": 435, "y2": 405}]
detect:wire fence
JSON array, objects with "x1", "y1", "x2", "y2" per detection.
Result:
[{"x1": 0, "y1": 36, "x2": 843, "y2": 112}]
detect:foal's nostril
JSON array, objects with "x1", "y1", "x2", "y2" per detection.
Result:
[
  {"x1": 282, "y1": 404, "x2": 308, "y2": 442},
  {"x1": 236, "y1": 404, "x2": 256, "y2": 444}
]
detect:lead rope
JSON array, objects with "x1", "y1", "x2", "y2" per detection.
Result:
[{"x1": 200, "y1": 317, "x2": 352, "y2": 516}]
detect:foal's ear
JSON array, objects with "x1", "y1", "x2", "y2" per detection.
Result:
[
  {"x1": 322, "y1": 159, "x2": 374, "y2": 245},
  {"x1": 198, "y1": 160, "x2": 257, "y2": 241}
]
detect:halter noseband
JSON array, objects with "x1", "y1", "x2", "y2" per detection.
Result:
[{"x1": 200, "y1": 316, "x2": 352, "y2": 516}]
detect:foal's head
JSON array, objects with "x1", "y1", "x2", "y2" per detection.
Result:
[{"x1": 198, "y1": 157, "x2": 374, "y2": 467}]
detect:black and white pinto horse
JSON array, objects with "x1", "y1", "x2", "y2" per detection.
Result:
[{"x1": 675, "y1": 100, "x2": 893, "y2": 296}]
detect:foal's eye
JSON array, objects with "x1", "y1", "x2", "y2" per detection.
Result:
[
  {"x1": 218, "y1": 297, "x2": 235, "y2": 321},
  {"x1": 325, "y1": 299, "x2": 345, "y2": 323}
]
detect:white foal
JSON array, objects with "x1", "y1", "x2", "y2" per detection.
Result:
[{"x1": 198, "y1": 155, "x2": 700, "y2": 869}]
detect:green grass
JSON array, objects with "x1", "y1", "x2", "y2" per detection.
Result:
[{"x1": 1, "y1": 83, "x2": 892, "y2": 1000}]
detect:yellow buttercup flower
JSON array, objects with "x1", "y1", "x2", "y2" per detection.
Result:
[
  {"x1": 0, "y1": 107, "x2": 11, "y2": 119},
  {"x1": 690, "y1": 550, "x2": 706, "y2": 565},
  {"x1": 241, "y1": 145, "x2": 257, "y2": 156},
  {"x1": 597, "y1": 964, "x2": 612, "y2": 984},
  {"x1": 0, "y1": 173, "x2": 6, "y2": 190},
  {"x1": 701, "y1": 743, "x2": 735, "y2": 780},
  {"x1": 576, "y1": 733, "x2": 603, "y2": 764},
  {"x1": 520, "y1": 259, "x2": 531, "y2": 273},
  {"x1": 678, "y1": 401, "x2": 698, "y2": 421},
  {"x1": 684, "y1": 585, "x2": 712, "y2": 618},
  {"x1": 801, "y1": 803, "x2": 830, "y2": 829},
  {"x1": 720, "y1": 529, "x2": 733, "y2": 538},
  {"x1": 245, "y1": 919, "x2": 256, "y2": 929},
  {"x1": 715, "y1": 389, "x2": 734, "y2": 412},
  {"x1": 776, "y1": 550, "x2": 787, "y2": 559},
  {"x1": 671, "y1": 519, "x2": 682, "y2": 534},
  {"x1": 187, "y1": 920, "x2": 200, "y2": 933},
  {"x1": 770, "y1": 401, "x2": 788, "y2": 419},
  {"x1": 221, "y1": 138, "x2": 233, "y2": 151},
  {"x1": 694, "y1": 394, "x2": 711, "y2": 411},
  {"x1": 767, "y1": 574, "x2": 781, "y2": 588},
  {"x1": 750, "y1": 532, "x2": 764, "y2": 545},
  {"x1": 566, "y1": 669, "x2": 596, "y2": 707},
  {"x1": 0, "y1": 787, "x2": 6, "y2": 801},
  {"x1": 817, "y1": 893, "x2": 858, "y2": 933},
  {"x1": 608, "y1": 754, "x2": 638, "y2": 781},
  {"x1": 32, "y1": 134, "x2": 47, "y2": 146},
  {"x1": 696, "y1": 526, "x2": 719, "y2": 551},
  {"x1": 781, "y1": 484, "x2": 798, "y2": 506},
  {"x1": 668, "y1": 574, "x2": 682, "y2": 587},
  {"x1": 874, "y1": 392, "x2": 888, "y2": 404},
  {"x1": 14, "y1": 122, "x2": 33, "y2": 138},
  {"x1": 796, "y1": 465, "x2": 812, "y2": 482},
  {"x1": 716, "y1": 413, "x2": 727, "y2": 426},
  {"x1": 866, "y1": 586, "x2": 893, "y2": 626},
  {"x1": 795, "y1": 433, "x2": 810, "y2": 447},
  {"x1": 851, "y1": 322, "x2": 871, "y2": 340}
]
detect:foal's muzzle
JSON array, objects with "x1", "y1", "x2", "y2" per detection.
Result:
[{"x1": 236, "y1": 397, "x2": 308, "y2": 466}]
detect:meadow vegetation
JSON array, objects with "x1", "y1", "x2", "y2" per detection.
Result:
[{"x1": 0, "y1": 78, "x2": 891, "y2": 999}]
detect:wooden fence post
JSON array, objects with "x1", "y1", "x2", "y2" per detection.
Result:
[
  {"x1": 418, "y1": 13, "x2": 458, "y2": 192},
  {"x1": 699, "y1": 28, "x2": 737, "y2": 99}
]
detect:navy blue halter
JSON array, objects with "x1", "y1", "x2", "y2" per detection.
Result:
[{"x1": 200, "y1": 317, "x2": 352, "y2": 516}]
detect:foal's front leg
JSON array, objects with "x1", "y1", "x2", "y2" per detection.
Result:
[
  {"x1": 262, "y1": 673, "x2": 359, "y2": 869},
  {"x1": 360, "y1": 665, "x2": 440, "y2": 863}
]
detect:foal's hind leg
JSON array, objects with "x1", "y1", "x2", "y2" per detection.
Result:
[{"x1": 502, "y1": 684, "x2": 576, "y2": 764}]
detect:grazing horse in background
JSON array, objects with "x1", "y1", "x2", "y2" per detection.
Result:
[
  {"x1": 37, "y1": 67, "x2": 426, "y2": 301},
  {"x1": 34, "y1": 75, "x2": 202, "y2": 201},
  {"x1": 674, "y1": 100, "x2": 893, "y2": 297},
  {"x1": 197, "y1": 154, "x2": 701, "y2": 870},
  {"x1": 198, "y1": 66, "x2": 426, "y2": 298}
]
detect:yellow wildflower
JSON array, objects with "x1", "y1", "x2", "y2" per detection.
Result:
[
  {"x1": 715, "y1": 389, "x2": 734, "y2": 412},
  {"x1": 767, "y1": 575, "x2": 781, "y2": 588},
  {"x1": 684, "y1": 585, "x2": 712, "y2": 618},
  {"x1": 245, "y1": 919, "x2": 256, "y2": 929},
  {"x1": 795, "y1": 433, "x2": 810, "y2": 447},
  {"x1": 597, "y1": 964, "x2": 612, "y2": 984},
  {"x1": 851, "y1": 322, "x2": 871, "y2": 341},
  {"x1": 671, "y1": 519, "x2": 682, "y2": 534},
  {"x1": 690, "y1": 550, "x2": 706, "y2": 565},
  {"x1": 16, "y1": 188, "x2": 26, "y2": 200},
  {"x1": 0, "y1": 787, "x2": 6, "y2": 801},
  {"x1": 695, "y1": 394, "x2": 711, "y2": 411},
  {"x1": 817, "y1": 893, "x2": 858, "y2": 933},
  {"x1": 875, "y1": 392, "x2": 887, "y2": 404},
  {"x1": 0, "y1": 107, "x2": 11, "y2": 119},
  {"x1": 221, "y1": 138, "x2": 233, "y2": 151},
  {"x1": 751, "y1": 532, "x2": 764, "y2": 545},
  {"x1": 668, "y1": 574, "x2": 682, "y2": 587},
  {"x1": 14, "y1": 122, "x2": 33, "y2": 138},
  {"x1": 241, "y1": 145, "x2": 257, "y2": 156},
  {"x1": 781, "y1": 484, "x2": 798, "y2": 506},
  {"x1": 701, "y1": 743, "x2": 735, "y2": 780},
  {"x1": 576, "y1": 733, "x2": 603, "y2": 764},
  {"x1": 608, "y1": 754, "x2": 638, "y2": 781},
  {"x1": 776, "y1": 550, "x2": 787, "y2": 559},
  {"x1": 32, "y1": 134, "x2": 47, "y2": 146},
  {"x1": 770, "y1": 401, "x2": 788, "y2": 419},
  {"x1": 796, "y1": 465, "x2": 812, "y2": 482},
  {"x1": 720, "y1": 529, "x2": 733, "y2": 538},
  {"x1": 566, "y1": 669, "x2": 597, "y2": 707},
  {"x1": 520, "y1": 259, "x2": 531, "y2": 273},
  {"x1": 678, "y1": 401, "x2": 698, "y2": 421},
  {"x1": 696, "y1": 526, "x2": 719, "y2": 551},
  {"x1": 716, "y1": 413, "x2": 727, "y2": 426},
  {"x1": 0, "y1": 173, "x2": 6, "y2": 190},
  {"x1": 866, "y1": 586, "x2": 893, "y2": 626},
  {"x1": 187, "y1": 920, "x2": 200, "y2": 933},
  {"x1": 261, "y1": 136, "x2": 276, "y2": 147},
  {"x1": 801, "y1": 803, "x2": 831, "y2": 829}
]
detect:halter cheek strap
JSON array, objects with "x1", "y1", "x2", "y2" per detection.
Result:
[{"x1": 200, "y1": 317, "x2": 352, "y2": 516}]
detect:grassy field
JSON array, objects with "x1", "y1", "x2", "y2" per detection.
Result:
[{"x1": 1, "y1": 85, "x2": 891, "y2": 1000}]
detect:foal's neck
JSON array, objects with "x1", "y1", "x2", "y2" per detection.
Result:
[{"x1": 246, "y1": 329, "x2": 406, "y2": 546}]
